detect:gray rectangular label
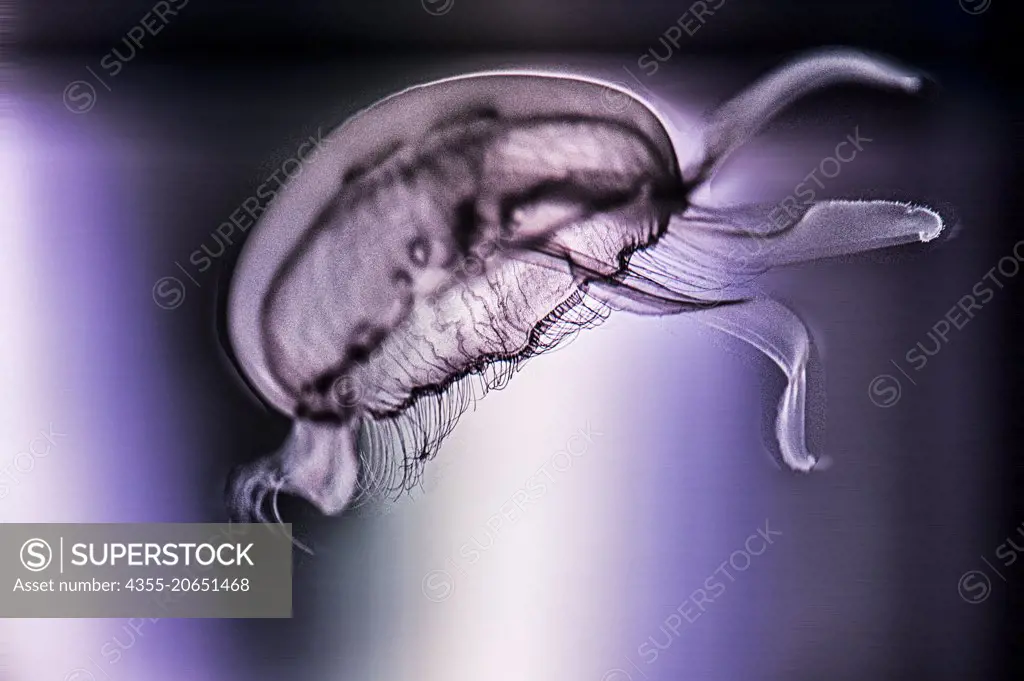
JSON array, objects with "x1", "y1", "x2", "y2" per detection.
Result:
[{"x1": 0, "y1": 524, "x2": 292, "y2": 618}]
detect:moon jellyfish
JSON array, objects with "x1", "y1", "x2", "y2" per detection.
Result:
[{"x1": 224, "y1": 48, "x2": 944, "y2": 521}]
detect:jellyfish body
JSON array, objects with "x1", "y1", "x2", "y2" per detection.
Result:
[{"x1": 225, "y1": 49, "x2": 944, "y2": 521}]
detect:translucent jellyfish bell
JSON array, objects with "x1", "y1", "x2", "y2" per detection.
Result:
[{"x1": 224, "y1": 48, "x2": 944, "y2": 522}]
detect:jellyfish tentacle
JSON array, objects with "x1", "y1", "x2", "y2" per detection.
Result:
[
  {"x1": 683, "y1": 48, "x2": 926, "y2": 187},
  {"x1": 692, "y1": 297, "x2": 817, "y2": 472}
]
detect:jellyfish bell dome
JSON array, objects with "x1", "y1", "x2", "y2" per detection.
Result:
[{"x1": 227, "y1": 70, "x2": 681, "y2": 418}]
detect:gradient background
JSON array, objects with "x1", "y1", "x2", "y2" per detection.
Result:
[{"x1": 1, "y1": 1, "x2": 1019, "y2": 680}]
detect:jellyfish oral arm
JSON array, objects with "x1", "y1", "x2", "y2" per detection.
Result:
[
  {"x1": 692, "y1": 299, "x2": 816, "y2": 472},
  {"x1": 577, "y1": 46, "x2": 947, "y2": 474},
  {"x1": 682, "y1": 48, "x2": 927, "y2": 186}
]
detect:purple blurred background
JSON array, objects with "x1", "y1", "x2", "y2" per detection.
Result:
[{"x1": 1, "y1": 1, "x2": 1017, "y2": 680}]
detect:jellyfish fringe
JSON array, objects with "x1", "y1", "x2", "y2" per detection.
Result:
[{"x1": 349, "y1": 289, "x2": 610, "y2": 510}]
